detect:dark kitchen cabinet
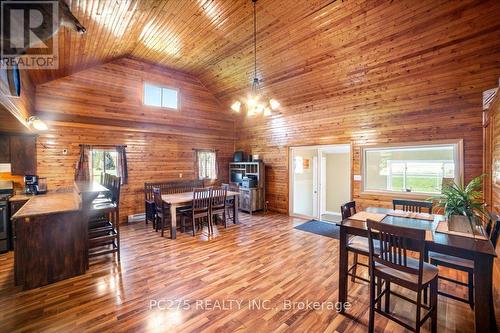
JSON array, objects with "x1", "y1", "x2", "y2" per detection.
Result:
[
  {"x1": 0, "y1": 136, "x2": 9, "y2": 163},
  {"x1": 9, "y1": 199, "x2": 28, "y2": 251},
  {"x1": 10, "y1": 136, "x2": 36, "y2": 175}
]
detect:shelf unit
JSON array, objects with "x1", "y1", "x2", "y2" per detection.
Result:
[{"x1": 229, "y1": 161, "x2": 265, "y2": 214}]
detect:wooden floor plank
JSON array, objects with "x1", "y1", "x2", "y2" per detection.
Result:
[{"x1": 0, "y1": 212, "x2": 497, "y2": 332}]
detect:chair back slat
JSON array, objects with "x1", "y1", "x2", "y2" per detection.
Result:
[
  {"x1": 341, "y1": 201, "x2": 356, "y2": 220},
  {"x1": 193, "y1": 188, "x2": 211, "y2": 212},
  {"x1": 367, "y1": 219, "x2": 426, "y2": 283},
  {"x1": 112, "y1": 176, "x2": 121, "y2": 205},
  {"x1": 393, "y1": 199, "x2": 433, "y2": 214},
  {"x1": 211, "y1": 187, "x2": 227, "y2": 209},
  {"x1": 488, "y1": 212, "x2": 500, "y2": 249},
  {"x1": 145, "y1": 179, "x2": 204, "y2": 200},
  {"x1": 152, "y1": 187, "x2": 162, "y2": 212}
]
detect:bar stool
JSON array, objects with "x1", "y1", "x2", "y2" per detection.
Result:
[
  {"x1": 88, "y1": 175, "x2": 121, "y2": 262},
  {"x1": 428, "y1": 212, "x2": 500, "y2": 308},
  {"x1": 366, "y1": 219, "x2": 438, "y2": 333},
  {"x1": 341, "y1": 201, "x2": 380, "y2": 284}
]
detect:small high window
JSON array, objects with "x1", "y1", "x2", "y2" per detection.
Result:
[{"x1": 144, "y1": 83, "x2": 179, "y2": 109}]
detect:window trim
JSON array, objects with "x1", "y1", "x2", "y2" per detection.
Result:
[
  {"x1": 143, "y1": 81, "x2": 180, "y2": 111},
  {"x1": 360, "y1": 139, "x2": 464, "y2": 198}
]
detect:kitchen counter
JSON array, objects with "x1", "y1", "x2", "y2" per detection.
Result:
[
  {"x1": 9, "y1": 194, "x2": 34, "y2": 202},
  {"x1": 11, "y1": 192, "x2": 81, "y2": 219},
  {"x1": 11, "y1": 181, "x2": 108, "y2": 290}
]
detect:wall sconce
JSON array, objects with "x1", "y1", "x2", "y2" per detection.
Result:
[{"x1": 27, "y1": 116, "x2": 48, "y2": 131}]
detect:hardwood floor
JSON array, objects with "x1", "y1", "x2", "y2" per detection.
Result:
[{"x1": 0, "y1": 212, "x2": 497, "y2": 332}]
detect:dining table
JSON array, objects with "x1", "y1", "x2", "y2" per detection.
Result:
[
  {"x1": 161, "y1": 190, "x2": 240, "y2": 239},
  {"x1": 335, "y1": 207, "x2": 497, "y2": 333}
]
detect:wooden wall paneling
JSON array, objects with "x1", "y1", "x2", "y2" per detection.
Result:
[
  {"x1": 488, "y1": 96, "x2": 500, "y2": 213},
  {"x1": 5, "y1": 0, "x2": 499, "y2": 217},
  {"x1": 36, "y1": 125, "x2": 233, "y2": 223},
  {"x1": 35, "y1": 58, "x2": 235, "y2": 222},
  {"x1": 228, "y1": 1, "x2": 499, "y2": 213},
  {"x1": 35, "y1": 58, "x2": 234, "y2": 136}
]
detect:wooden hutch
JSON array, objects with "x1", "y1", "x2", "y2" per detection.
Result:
[{"x1": 229, "y1": 161, "x2": 265, "y2": 214}]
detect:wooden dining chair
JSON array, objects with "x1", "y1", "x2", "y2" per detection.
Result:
[
  {"x1": 94, "y1": 173, "x2": 112, "y2": 203},
  {"x1": 180, "y1": 188, "x2": 212, "y2": 236},
  {"x1": 428, "y1": 212, "x2": 500, "y2": 308},
  {"x1": 222, "y1": 183, "x2": 238, "y2": 223},
  {"x1": 366, "y1": 219, "x2": 438, "y2": 333},
  {"x1": 211, "y1": 187, "x2": 227, "y2": 230},
  {"x1": 341, "y1": 201, "x2": 379, "y2": 284},
  {"x1": 393, "y1": 199, "x2": 433, "y2": 213},
  {"x1": 152, "y1": 187, "x2": 172, "y2": 237}
]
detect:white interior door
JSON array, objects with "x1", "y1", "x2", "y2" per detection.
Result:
[{"x1": 290, "y1": 147, "x2": 319, "y2": 219}]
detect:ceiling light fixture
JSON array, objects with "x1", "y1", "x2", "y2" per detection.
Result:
[
  {"x1": 231, "y1": 0, "x2": 279, "y2": 117},
  {"x1": 27, "y1": 116, "x2": 48, "y2": 131}
]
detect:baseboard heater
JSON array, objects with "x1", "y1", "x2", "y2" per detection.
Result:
[{"x1": 127, "y1": 213, "x2": 145, "y2": 223}]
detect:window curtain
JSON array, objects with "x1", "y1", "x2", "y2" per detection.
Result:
[
  {"x1": 213, "y1": 150, "x2": 219, "y2": 180},
  {"x1": 75, "y1": 144, "x2": 91, "y2": 181},
  {"x1": 194, "y1": 150, "x2": 200, "y2": 180},
  {"x1": 194, "y1": 149, "x2": 218, "y2": 180},
  {"x1": 116, "y1": 146, "x2": 128, "y2": 184}
]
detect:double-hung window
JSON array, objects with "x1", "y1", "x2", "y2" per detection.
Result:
[{"x1": 362, "y1": 141, "x2": 462, "y2": 195}]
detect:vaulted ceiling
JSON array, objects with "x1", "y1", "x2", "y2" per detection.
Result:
[{"x1": 24, "y1": 0, "x2": 500, "y2": 112}]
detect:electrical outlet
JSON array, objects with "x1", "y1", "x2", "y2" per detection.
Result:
[{"x1": 179, "y1": 173, "x2": 183, "y2": 178}]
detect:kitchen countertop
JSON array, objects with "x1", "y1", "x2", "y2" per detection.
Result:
[
  {"x1": 9, "y1": 194, "x2": 35, "y2": 202},
  {"x1": 11, "y1": 192, "x2": 82, "y2": 219}
]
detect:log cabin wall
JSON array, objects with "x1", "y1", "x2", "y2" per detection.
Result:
[{"x1": 34, "y1": 58, "x2": 235, "y2": 222}]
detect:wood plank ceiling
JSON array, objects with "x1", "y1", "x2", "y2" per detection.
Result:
[{"x1": 25, "y1": 0, "x2": 500, "y2": 110}]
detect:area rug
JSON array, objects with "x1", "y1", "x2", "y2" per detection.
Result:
[{"x1": 294, "y1": 220, "x2": 340, "y2": 239}]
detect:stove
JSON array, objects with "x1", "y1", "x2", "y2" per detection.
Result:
[{"x1": 0, "y1": 181, "x2": 14, "y2": 253}]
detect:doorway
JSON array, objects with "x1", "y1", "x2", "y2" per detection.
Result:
[{"x1": 289, "y1": 144, "x2": 351, "y2": 221}]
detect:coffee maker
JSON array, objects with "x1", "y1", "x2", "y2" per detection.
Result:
[{"x1": 24, "y1": 175, "x2": 38, "y2": 195}]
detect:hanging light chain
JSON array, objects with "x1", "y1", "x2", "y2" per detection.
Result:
[{"x1": 230, "y1": 0, "x2": 279, "y2": 116}]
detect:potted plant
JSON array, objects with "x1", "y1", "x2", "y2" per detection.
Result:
[{"x1": 434, "y1": 175, "x2": 487, "y2": 233}]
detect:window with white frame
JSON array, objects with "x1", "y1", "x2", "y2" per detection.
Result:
[
  {"x1": 362, "y1": 142, "x2": 462, "y2": 195},
  {"x1": 143, "y1": 83, "x2": 179, "y2": 109},
  {"x1": 197, "y1": 150, "x2": 217, "y2": 180}
]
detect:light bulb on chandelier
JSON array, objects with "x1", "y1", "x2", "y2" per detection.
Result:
[{"x1": 230, "y1": 0, "x2": 279, "y2": 117}]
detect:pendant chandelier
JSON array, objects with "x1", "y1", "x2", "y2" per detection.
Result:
[{"x1": 231, "y1": 0, "x2": 279, "y2": 117}]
